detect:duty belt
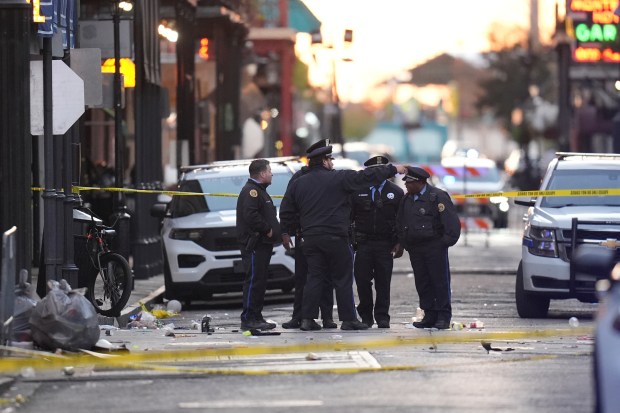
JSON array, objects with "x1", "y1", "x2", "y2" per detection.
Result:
[{"x1": 356, "y1": 232, "x2": 393, "y2": 241}]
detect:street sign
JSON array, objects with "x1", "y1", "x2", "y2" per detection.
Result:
[{"x1": 30, "y1": 60, "x2": 85, "y2": 136}]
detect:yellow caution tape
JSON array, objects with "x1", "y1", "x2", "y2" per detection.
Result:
[
  {"x1": 0, "y1": 327, "x2": 592, "y2": 374},
  {"x1": 30, "y1": 186, "x2": 620, "y2": 199},
  {"x1": 453, "y1": 188, "x2": 620, "y2": 199}
]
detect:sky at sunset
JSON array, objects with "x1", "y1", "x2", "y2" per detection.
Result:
[{"x1": 297, "y1": 0, "x2": 560, "y2": 103}]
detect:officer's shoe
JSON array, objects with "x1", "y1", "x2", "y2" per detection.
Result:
[
  {"x1": 300, "y1": 319, "x2": 322, "y2": 331},
  {"x1": 412, "y1": 314, "x2": 437, "y2": 329},
  {"x1": 433, "y1": 318, "x2": 451, "y2": 330},
  {"x1": 256, "y1": 317, "x2": 277, "y2": 330},
  {"x1": 361, "y1": 318, "x2": 374, "y2": 328},
  {"x1": 376, "y1": 320, "x2": 390, "y2": 329},
  {"x1": 341, "y1": 320, "x2": 370, "y2": 330},
  {"x1": 241, "y1": 320, "x2": 275, "y2": 331},
  {"x1": 322, "y1": 319, "x2": 338, "y2": 329},
  {"x1": 282, "y1": 318, "x2": 301, "y2": 329}
]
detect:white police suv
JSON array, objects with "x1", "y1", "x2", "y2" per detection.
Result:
[
  {"x1": 515, "y1": 152, "x2": 620, "y2": 318},
  {"x1": 151, "y1": 157, "x2": 302, "y2": 303}
]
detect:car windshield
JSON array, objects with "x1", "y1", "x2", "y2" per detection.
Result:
[
  {"x1": 170, "y1": 171, "x2": 291, "y2": 216},
  {"x1": 541, "y1": 169, "x2": 620, "y2": 207}
]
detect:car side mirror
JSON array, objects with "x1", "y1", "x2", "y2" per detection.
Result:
[
  {"x1": 150, "y1": 203, "x2": 169, "y2": 219},
  {"x1": 514, "y1": 198, "x2": 536, "y2": 207}
]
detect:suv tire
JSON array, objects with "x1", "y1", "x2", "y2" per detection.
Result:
[{"x1": 516, "y1": 261, "x2": 550, "y2": 318}]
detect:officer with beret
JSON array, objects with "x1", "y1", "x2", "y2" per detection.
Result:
[
  {"x1": 236, "y1": 159, "x2": 281, "y2": 331},
  {"x1": 396, "y1": 166, "x2": 461, "y2": 329},
  {"x1": 350, "y1": 156, "x2": 404, "y2": 328},
  {"x1": 281, "y1": 142, "x2": 408, "y2": 331},
  {"x1": 280, "y1": 139, "x2": 335, "y2": 330}
]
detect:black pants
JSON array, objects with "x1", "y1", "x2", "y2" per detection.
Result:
[
  {"x1": 291, "y1": 238, "x2": 334, "y2": 321},
  {"x1": 354, "y1": 239, "x2": 394, "y2": 323},
  {"x1": 301, "y1": 235, "x2": 357, "y2": 322},
  {"x1": 240, "y1": 242, "x2": 273, "y2": 322},
  {"x1": 407, "y1": 238, "x2": 452, "y2": 319}
]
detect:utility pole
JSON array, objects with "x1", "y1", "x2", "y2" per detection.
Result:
[
  {"x1": 111, "y1": 0, "x2": 131, "y2": 260},
  {"x1": 0, "y1": 0, "x2": 32, "y2": 278}
]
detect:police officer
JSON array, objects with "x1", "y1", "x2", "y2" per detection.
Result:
[
  {"x1": 236, "y1": 159, "x2": 281, "y2": 331},
  {"x1": 396, "y1": 166, "x2": 461, "y2": 329},
  {"x1": 281, "y1": 139, "x2": 335, "y2": 330},
  {"x1": 280, "y1": 142, "x2": 407, "y2": 331},
  {"x1": 351, "y1": 156, "x2": 404, "y2": 328}
]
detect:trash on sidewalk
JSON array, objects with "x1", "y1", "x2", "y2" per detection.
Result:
[
  {"x1": 470, "y1": 320, "x2": 485, "y2": 329},
  {"x1": 305, "y1": 352, "x2": 321, "y2": 361},
  {"x1": 62, "y1": 366, "x2": 75, "y2": 376},
  {"x1": 412, "y1": 307, "x2": 424, "y2": 323},
  {"x1": 89, "y1": 338, "x2": 129, "y2": 353},
  {"x1": 166, "y1": 300, "x2": 182, "y2": 313},
  {"x1": 450, "y1": 322, "x2": 465, "y2": 330},
  {"x1": 481, "y1": 341, "x2": 515, "y2": 353},
  {"x1": 29, "y1": 280, "x2": 100, "y2": 351},
  {"x1": 151, "y1": 304, "x2": 179, "y2": 319},
  {"x1": 12, "y1": 271, "x2": 40, "y2": 343}
]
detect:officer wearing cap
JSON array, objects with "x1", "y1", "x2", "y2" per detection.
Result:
[
  {"x1": 280, "y1": 139, "x2": 335, "y2": 330},
  {"x1": 350, "y1": 156, "x2": 404, "y2": 328},
  {"x1": 236, "y1": 159, "x2": 281, "y2": 331},
  {"x1": 396, "y1": 166, "x2": 461, "y2": 329},
  {"x1": 280, "y1": 141, "x2": 408, "y2": 331}
]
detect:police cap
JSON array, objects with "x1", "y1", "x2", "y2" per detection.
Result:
[
  {"x1": 363, "y1": 155, "x2": 390, "y2": 168},
  {"x1": 306, "y1": 138, "x2": 333, "y2": 158},
  {"x1": 402, "y1": 166, "x2": 430, "y2": 182}
]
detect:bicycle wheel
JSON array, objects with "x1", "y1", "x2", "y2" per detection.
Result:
[{"x1": 87, "y1": 252, "x2": 133, "y2": 317}]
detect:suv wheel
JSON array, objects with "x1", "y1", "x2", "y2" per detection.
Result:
[{"x1": 515, "y1": 261, "x2": 550, "y2": 318}]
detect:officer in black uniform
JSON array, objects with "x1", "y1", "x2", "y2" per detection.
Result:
[
  {"x1": 281, "y1": 139, "x2": 335, "y2": 330},
  {"x1": 236, "y1": 159, "x2": 281, "y2": 331},
  {"x1": 280, "y1": 142, "x2": 407, "y2": 331},
  {"x1": 351, "y1": 156, "x2": 404, "y2": 329},
  {"x1": 396, "y1": 166, "x2": 461, "y2": 329}
]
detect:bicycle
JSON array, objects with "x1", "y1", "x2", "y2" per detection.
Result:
[{"x1": 83, "y1": 209, "x2": 133, "y2": 317}]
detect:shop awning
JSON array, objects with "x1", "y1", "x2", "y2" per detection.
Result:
[{"x1": 288, "y1": 0, "x2": 321, "y2": 33}]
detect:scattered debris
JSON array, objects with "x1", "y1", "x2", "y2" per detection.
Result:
[
  {"x1": 481, "y1": 341, "x2": 515, "y2": 353},
  {"x1": 62, "y1": 366, "x2": 75, "y2": 376},
  {"x1": 305, "y1": 352, "x2": 321, "y2": 361}
]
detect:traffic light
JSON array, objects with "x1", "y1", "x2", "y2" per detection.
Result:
[{"x1": 198, "y1": 38, "x2": 210, "y2": 61}]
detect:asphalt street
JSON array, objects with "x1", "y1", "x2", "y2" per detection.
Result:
[{"x1": 0, "y1": 227, "x2": 599, "y2": 413}]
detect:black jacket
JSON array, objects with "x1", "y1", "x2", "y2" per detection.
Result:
[
  {"x1": 280, "y1": 164, "x2": 397, "y2": 238},
  {"x1": 280, "y1": 166, "x2": 309, "y2": 236},
  {"x1": 396, "y1": 184, "x2": 461, "y2": 248},
  {"x1": 236, "y1": 179, "x2": 281, "y2": 246},
  {"x1": 351, "y1": 179, "x2": 404, "y2": 242}
]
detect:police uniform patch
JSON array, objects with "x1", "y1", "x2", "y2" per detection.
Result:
[
  {"x1": 419, "y1": 208, "x2": 426, "y2": 215},
  {"x1": 438, "y1": 203, "x2": 445, "y2": 212},
  {"x1": 387, "y1": 192, "x2": 394, "y2": 199},
  {"x1": 250, "y1": 189, "x2": 258, "y2": 198}
]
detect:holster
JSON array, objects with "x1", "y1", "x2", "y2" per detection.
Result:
[{"x1": 245, "y1": 232, "x2": 260, "y2": 251}]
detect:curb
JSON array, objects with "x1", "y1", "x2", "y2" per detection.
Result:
[
  {"x1": 0, "y1": 376, "x2": 15, "y2": 395},
  {"x1": 116, "y1": 285, "x2": 165, "y2": 327}
]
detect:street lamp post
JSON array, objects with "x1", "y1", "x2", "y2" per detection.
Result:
[
  {"x1": 312, "y1": 29, "x2": 352, "y2": 154},
  {"x1": 111, "y1": 1, "x2": 131, "y2": 260}
]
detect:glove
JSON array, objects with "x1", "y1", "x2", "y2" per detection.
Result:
[
  {"x1": 281, "y1": 233, "x2": 292, "y2": 252},
  {"x1": 392, "y1": 243, "x2": 404, "y2": 259}
]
